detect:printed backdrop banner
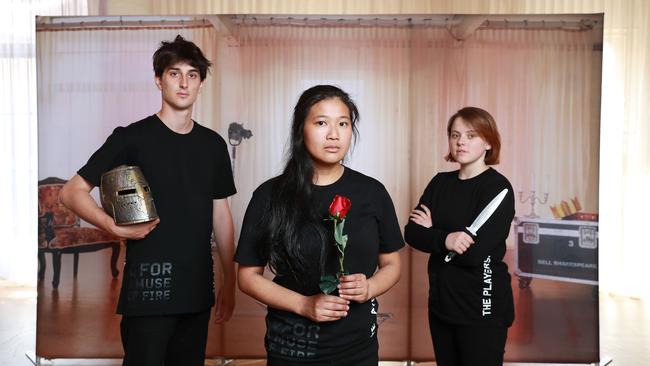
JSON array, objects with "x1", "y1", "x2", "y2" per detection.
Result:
[{"x1": 36, "y1": 15, "x2": 602, "y2": 362}]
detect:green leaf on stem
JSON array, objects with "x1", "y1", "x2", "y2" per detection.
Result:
[
  {"x1": 334, "y1": 220, "x2": 344, "y2": 244},
  {"x1": 319, "y1": 274, "x2": 339, "y2": 294}
]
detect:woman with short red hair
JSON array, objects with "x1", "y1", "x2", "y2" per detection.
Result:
[{"x1": 405, "y1": 107, "x2": 515, "y2": 366}]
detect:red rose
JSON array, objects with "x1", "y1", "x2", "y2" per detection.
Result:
[
  {"x1": 321, "y1": 194, "x2": 352, "y2": 293},
  {"x1": 328, "y1": 195, "x2": 351, "y2": 220}
]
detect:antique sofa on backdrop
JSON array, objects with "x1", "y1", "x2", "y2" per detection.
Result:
[{"x1": 38, "y1": 177, "x2": 123, "y2": 289}]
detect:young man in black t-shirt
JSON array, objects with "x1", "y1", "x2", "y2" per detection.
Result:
[{"x1": 60, "y1": 35, "x2": 236, "y2": 366}]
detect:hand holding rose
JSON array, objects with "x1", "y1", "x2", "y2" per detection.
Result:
[{"x1": 338, "y1": 273, "x2": 371, "y2": 303}]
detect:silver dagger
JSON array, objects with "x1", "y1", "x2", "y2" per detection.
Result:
[{"x1": 444, "y1": 188, "x2": 509, "y2": 262}]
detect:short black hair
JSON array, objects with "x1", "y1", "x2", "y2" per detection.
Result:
[{"x1": 152, "y1": 35, "x2": 212, "y2": 81}]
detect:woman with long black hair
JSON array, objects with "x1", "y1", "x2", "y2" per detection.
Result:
[
  {"x1": 236, "y1": 85, "x2": 404, "y2": 365},
  {"x1": 405, "y1": 107, "x2": 515, "y2": 366}
]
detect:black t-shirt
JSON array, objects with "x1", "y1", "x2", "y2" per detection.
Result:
[
  {"x1": 78, "y1": 114, "x2": 236, "y2": 316},
  {"x1": 235, "y1": 166, "x2": 404, "y2": 362},
  {"x1": 404, "y1": 167, "x2": 515, "y2": 327}
]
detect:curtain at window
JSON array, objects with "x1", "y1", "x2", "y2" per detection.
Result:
[
  {"x1": 222, "y1": 25, "x2": 412, "y2": 234},
  {"x1": 596, "y1": 0, "x2": 650, "y2": 299},
  {"x1": 0, "y1": 0, "x2": 88, "y2": 285}
]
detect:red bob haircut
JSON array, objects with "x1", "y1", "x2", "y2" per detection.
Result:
[{"x1": 445, "y1": 106, "x2": 501, "y2": 165}]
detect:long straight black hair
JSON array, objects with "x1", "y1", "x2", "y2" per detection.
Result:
[{"x1": 262, "y1": 85, "x2": 359, "y2": 283}]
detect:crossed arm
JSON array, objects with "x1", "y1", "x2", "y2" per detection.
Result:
[{"x1": 409, "y1": 204, "x2": 475, "y2": 256}]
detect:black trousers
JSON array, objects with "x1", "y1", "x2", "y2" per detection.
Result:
[
  {"x1": 120, "y1": 309, "x2": 211, "y2": 366},
  {"x1": 429, "y1": 312, "x2": 507, "y2": 366}
]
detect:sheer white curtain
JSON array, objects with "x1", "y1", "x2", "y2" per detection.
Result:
[
  {"x1": 597, "y1": 0, "x2": 650, "y2": 299},
  {"x1": 0, "y1": 0, "x2": 87, "y2": 284},
  {"x1": 222, "y1": 25, "x2": 413, "y2": 231}
]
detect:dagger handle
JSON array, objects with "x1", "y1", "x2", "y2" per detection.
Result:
[
  {"x1": 444, "y1": 226, "x2": 475, "y2": 262},
  {"x1": 444, "y1": 252, "x2": 456, "y2": 262}
]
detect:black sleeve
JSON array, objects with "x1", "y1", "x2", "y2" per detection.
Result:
[
  {"x1": 404, "y1": 175, "x2": 449, "y2": 254},
  {"x1": 212, "y1": 134, "x2": 236, "y2": 199},
  {"x1": 452, "y1": 178, "x2": 515, "y2": 267},
  {"x1": 77, "y1": 127, "x2": 130, "y2": 187},
  {"x1": 234, "y1": 184, "x2": 271, "y2": 266},
  {"x1": 376, "y1": 185, "x2": 405, "y2": 253}
]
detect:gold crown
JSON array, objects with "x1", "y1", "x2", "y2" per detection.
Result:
[{"x1": 550, "y1": 197, "x2": 582, "y2": 219}]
